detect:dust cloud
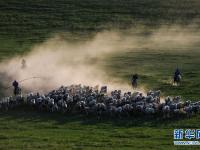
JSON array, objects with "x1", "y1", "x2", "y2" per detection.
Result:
[{"x1": 0, "y1": 25, "x2": 199, "y2": 94}]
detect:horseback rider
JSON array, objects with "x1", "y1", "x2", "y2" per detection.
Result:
[
  {"x1": 12, "y1": 80, "x2": 20, "y2": 96},
  {"x1": 21, "y1": 59, "x2": 26, "y2": 69},
  {"x1": 132, "y1": 74, "x2": 138, "y2": 89},
  {"x1": 174, "y1": 68, "x2": 181, "y2": 84}
]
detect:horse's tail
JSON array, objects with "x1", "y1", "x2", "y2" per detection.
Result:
[{"x1": 178, "y1": 74, "x2": 182, "y2": 80}]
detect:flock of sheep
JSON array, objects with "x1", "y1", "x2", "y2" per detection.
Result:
[{"x1": 0, "y1": 84, "x2": 200, "y2": 119}]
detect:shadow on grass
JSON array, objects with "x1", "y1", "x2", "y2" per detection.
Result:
[{"x1": 1, "y1": 106, "x2": 198, "y2": 128}]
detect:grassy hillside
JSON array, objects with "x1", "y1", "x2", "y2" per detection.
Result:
[
  {"x1": 0, "y1": 0, "x2": 200, "y2": 58},
  {"x1": 0, "y1": 0, "x2": 199, "y2": 99},
  {"x1": 102, "y1": 49, "x2": 200, "y2": 100},
  {"x1": 0, "y1": 1, "x2": 200, "y2": 150}
]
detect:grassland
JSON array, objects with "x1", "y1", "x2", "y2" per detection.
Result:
[
  {"x1": 103, "y1": 49, "x2": 200, "y2": 100},
  {"x1": 0, "y1": 108, "x2": 200, "y2": 150},
  {"x1": 0, "y1": 0, "x2": 200, "y2": 149},
  {"x1": 0, "y1": 0, "x2": 200, "y2": 58}
]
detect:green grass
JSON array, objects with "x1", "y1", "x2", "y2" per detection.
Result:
[
  {"x1": 0, "y1": 0, "x2": 200, "y2": 149},
  {"x1": 0, "y1": 0, "x2": 200, "y2": 57},
  {"x1": 0, "y1": 108, "x2": 200, "y2": 150},
  {"x1": 102, "y1": 49, "x2": 200, "y2": 100}
]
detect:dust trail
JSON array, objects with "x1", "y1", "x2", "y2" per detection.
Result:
[{"x1": 0, "y1": 25, "x2": 199, "y2": 95}]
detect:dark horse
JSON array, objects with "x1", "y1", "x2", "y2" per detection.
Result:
[
  {"x1": 12, "y1": 80, "x2": 21, "y2": 96},
  {"x1": 132, "y1": 74, "x2": 138, "y2": 89},
  {"x1": 174, "y1": 74, "x2": 181, "y2": 85},
  {"x1": 173, "y1": 68, "x2": 181, "y2": 86}
]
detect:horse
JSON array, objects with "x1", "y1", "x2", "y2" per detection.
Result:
[
  {"x1": 132, "y1": 80, "x2": 137, "y2": 89},
  {"x1": 14, "y1": 86, "x2": 22, "y2": 96},
  {"x1": 173, "y1": 74, "x2": 181, "y2": 86},
  {"x1": 131, "y1": 74, "x2": 138, "y2": 89}
]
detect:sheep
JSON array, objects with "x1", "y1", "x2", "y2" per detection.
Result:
[
  {"x1": 162, "y1": 105, "x2": 170, "y2": 118},
  {"x1": 145, "y1": 107, "x2": 155, "y2": 115},
  {"x1": 116, "y1": 106, "x2": 123, "y2": 118},
  {"x1": 0, "y1": 84, "x2": 199, "y2": 120},
  {"x1": 109, "y1": 106, "x2": 117, "y2": 117},
  {"x1": 184, "y1": 106, "x2": 193, "y2": 118},
  {"x1": 122, "y1": 104, "x2": 133, "y2": 116},
  {"x1": 57, "y1": 100, "x2": 68, "y2": 113}
]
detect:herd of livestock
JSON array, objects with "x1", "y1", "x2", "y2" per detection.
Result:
[{"x1": 0, "y1": 84, "x2": 200, "y2": 119}]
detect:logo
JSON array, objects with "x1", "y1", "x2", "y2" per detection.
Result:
[{"x1": 174, "y1": 129, "x2": 200, "y2": 145}]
